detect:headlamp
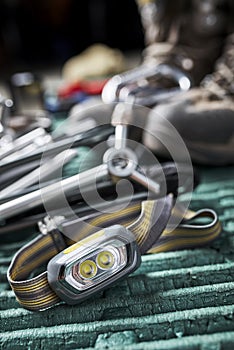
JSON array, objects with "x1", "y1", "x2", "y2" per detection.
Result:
[
  {"x1": 47, "y1": 225, "x2": 140, "y2": 305},
  {"x1": 7, "y1": 195, "x2": 221, "y2": 311}
]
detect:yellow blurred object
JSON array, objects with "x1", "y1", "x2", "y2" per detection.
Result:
[{"x1": 62, "y1": 43, "x2": 126, "y2": 83}]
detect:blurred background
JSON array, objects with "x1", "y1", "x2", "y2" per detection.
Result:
[{"x1": 0, "y1": 0, "x2": 144, "y2": 76}]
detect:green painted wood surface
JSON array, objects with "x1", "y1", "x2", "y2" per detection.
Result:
[{"x1": 0, "y1": 165, "x2": 234, "y2": 349}]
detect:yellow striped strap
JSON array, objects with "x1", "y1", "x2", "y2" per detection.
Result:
[
  {"x1": 7, "y1": 232, "x2": 63, "y2": 311},
  {"x1": 149, "y1": 208, "x2": 222, "y2": 253},
  {"x1": 66, "y1": 195, "x2": 173, "y2": 255},
  {"x1": 7, "y1": 197, "x2": 222, "y2": 311}
]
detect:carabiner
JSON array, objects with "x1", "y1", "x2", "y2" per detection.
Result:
[{"x1": 102, "y1": 63, "x2": 192, "y2": 105}]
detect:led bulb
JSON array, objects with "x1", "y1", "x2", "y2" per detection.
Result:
[
  {"x1": 96, "y1": 251, "x2": 115, "y2": 269},
  {"x1": 79, "y1": 260, "x2": 97, "y2": 279}
]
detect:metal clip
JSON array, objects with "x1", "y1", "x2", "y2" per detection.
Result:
[
  {"x1": 102, "y1": 63, "x2": 192, "y2": 105},
  {"x1": 38, "y1": 215, "x2": 65, "y2": 235}
]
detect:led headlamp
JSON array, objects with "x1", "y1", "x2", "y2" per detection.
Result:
[
  {"x1": 7, "y1": 195, "x2": 221, "y2": 311},
  {"x1": 47, "y1": 225, "x2": 140, "y2": 305},
  {"x1": 7, "y1": 196, "x2": 174, "y2": 311}
]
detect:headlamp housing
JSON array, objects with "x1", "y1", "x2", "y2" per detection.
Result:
[{"x1": 47, "y1": 225, "x2": 141, "y2": 305}]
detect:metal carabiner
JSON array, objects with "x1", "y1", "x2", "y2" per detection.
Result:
[{"x1": 102, "y1": 63, "x2": 192, "y2": 105}]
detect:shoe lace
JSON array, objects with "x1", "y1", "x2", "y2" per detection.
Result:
[{"x1": 201, "y1": 33, "x2": 234, "y2": 99}]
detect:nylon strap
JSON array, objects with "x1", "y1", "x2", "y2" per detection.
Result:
[
  {"x1": 149, "y1": 208, "x2": 222, "y2": 253},
  {"x1": 7, "y1": 196, "x2": 221, "y2": 311}
]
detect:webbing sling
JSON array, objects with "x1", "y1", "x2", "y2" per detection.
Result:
[{"x1": 7, "y1": 195, "x2": 221, "y2": 311}]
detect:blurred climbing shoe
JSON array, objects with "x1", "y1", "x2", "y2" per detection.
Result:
[
  {"x1": 136, "y1": 0, "x2": 233, "y2": 85},
  {"x1": 143, "y1": 33, "x2": 234, "y2": 165}
]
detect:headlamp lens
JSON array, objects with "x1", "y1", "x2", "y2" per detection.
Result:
[
  {"x1": 79, "y1": 260, "x2": 97, "y2": 279},
  {"x1": 96, "y1": 250, "x2": 115, "y2": 269}
]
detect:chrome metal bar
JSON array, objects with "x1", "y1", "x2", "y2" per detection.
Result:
[
  {"x1": 0, "y1": 127, "x2": 47, "y2": 160},
  {"x1": 114, "y1": 125, "x2": 128, "y2": 150},
  {"x1": 130, "y1": 169, "x2": 160, "y2": 194},
  {"x1": 0, "y1": 164, "x2": 109, "y2": 220},
  {"x1": 0, "y1": 149, "x2": 78, "y2": 199}
]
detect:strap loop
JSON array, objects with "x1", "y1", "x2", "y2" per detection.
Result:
[{"x1": 149, "y1": 208, "x2": 222, "y2": 253}]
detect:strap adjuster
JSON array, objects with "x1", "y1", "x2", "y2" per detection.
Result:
[{"x1": 38, "y1": 216, "x2": 67, "y2": 252}]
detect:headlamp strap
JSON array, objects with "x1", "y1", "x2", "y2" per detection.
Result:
[
  {"x1": 7, "y1": 230, "x2": 66, "y2": 311},
  {"x1": 150, "y1": 207, "x2": 222, "y2": 253},
  {"x1": 7, "y1": 195, "x2": 221, "y2": 311}
]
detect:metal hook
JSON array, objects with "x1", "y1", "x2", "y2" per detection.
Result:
[{"x1": 102, "y1": 63, "x2": 192, "y2": 105}]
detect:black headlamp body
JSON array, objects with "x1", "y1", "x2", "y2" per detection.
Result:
[{"x1": 47, "y1": 225, "x2": 141, "y2": 305}]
